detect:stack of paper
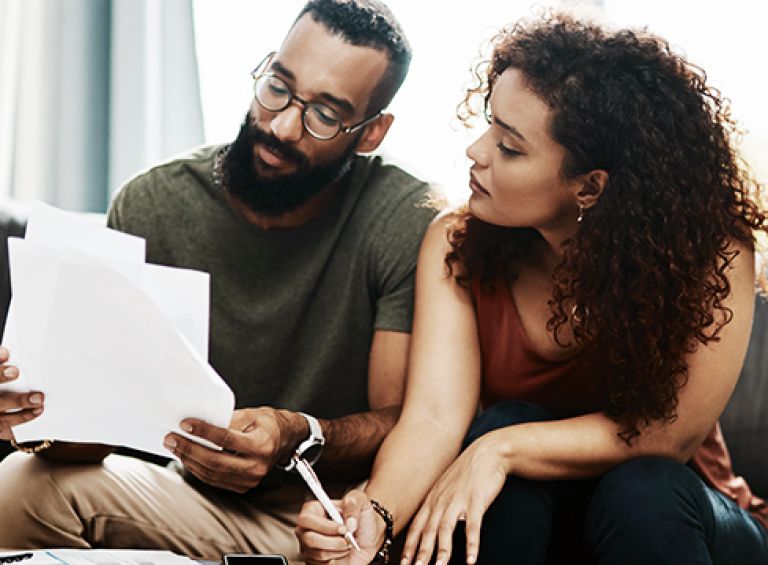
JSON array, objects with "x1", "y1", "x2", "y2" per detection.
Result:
[
  {"x1": 0, "y1": 201, "x2": 234, "y2": 457},
  {"x1": 0, "y1": 549, "x2": 203, "y2": 565}
]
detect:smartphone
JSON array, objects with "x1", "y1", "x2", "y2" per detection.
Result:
[{"x1": 222, "y1": 554, "x2": 288, "y2": 565}]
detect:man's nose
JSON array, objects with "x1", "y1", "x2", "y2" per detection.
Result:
[{"x1": 270, "y1": 103, "x2": 304, "y2": 143}]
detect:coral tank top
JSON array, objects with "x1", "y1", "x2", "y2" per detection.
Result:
[{"x1": 471, "y1": 276, "x2": 767, "y2": 530}]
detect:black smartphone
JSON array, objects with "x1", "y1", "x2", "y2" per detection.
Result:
[{"x1": 222, "y1": 554, "x2": 288, "y2": 565}]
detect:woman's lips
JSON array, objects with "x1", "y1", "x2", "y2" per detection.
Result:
[{"x1": 469, "y1": 174, "x2": 490, "y2": 196}]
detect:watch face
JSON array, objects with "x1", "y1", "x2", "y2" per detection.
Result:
[{"x1": 301, "y1": 443, "x2": 322, "y2": 465}]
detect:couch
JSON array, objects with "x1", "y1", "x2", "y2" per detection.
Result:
[{"x1": 0, "y1": 199, "x2": 766, "y2": 498}]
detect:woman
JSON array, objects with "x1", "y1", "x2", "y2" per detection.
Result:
[{"x1": 296, "y1": 13, "x2": 768, "y2": 564}]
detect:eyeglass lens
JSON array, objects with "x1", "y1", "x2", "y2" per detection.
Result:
[{"x1": 254, "y1": 75, "x2": 341, "y2": 140}]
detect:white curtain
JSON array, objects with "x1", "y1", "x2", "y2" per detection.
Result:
[{"x1": 0, "y1": 0, "x2": 204, "y2": 212}]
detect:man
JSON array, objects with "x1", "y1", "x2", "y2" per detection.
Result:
[{"x1": 0, "y1": 1, "x2": 436, "y2": 562}]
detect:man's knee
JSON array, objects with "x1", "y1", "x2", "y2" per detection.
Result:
[
  {"x1": 464, "y1": 401, "x2": 554, "y2": 447},
  {"x1": 0, "y1": 452, "x2": 62, "y2": 508},
  {"x1": 0, "y1": 451, "x2": 106, "y2": 547}
]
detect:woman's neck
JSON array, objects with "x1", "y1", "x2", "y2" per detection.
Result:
[
  {"x1": 529, "y1": 234, "x2": 563, "y2": 275},
  {"x1": 533, "y1": 220, "x2": 580, "y2": 273}
]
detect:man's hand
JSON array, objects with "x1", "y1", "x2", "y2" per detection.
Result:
[
  {"x1": 0, "y1": 346, "x2": 45, "y2": 441},
  {"x1": 163, "y1": 407, "x2": 308, "y2": 492}
]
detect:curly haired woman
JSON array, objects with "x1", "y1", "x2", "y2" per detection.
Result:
[{"x1": 297, "y1": 12, "x2": 768, "y2": 564}]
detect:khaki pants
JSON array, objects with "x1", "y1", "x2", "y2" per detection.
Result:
[{"x1": 0, "y1": 452, "x2": 338, "y2": 564}]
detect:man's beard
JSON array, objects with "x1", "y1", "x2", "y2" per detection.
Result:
[{"x1": 220, "y1": 113, "x2": 357, "y2": 217}]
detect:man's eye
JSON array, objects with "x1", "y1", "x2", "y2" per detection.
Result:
[
  {"x1": 268, "y1": 82, "x2": 290, "y2": 97},
  {"x1": 310, "y1": 105, "x2": 338, "y2": 126}
]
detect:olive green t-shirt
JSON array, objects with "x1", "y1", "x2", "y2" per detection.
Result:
[{"x1": 108, "y1": 145, "x2": 436, "y2": 419}]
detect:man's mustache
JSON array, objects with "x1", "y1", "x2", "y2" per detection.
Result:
[{"x1": 243, "y1": 123, "x2": 309, "y2": 170}]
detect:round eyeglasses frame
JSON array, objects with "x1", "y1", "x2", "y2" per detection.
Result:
[{"x1": 251, "y1": 52, "x2": 382, "y2": 141}]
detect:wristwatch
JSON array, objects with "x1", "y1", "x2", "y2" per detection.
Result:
[{"x1": 281, "y1": 412, "x2": 325, "y2": 472}]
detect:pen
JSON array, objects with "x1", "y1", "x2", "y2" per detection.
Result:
[{"x1": 292, "y1": 455, "x2": 361, "y2": 551}]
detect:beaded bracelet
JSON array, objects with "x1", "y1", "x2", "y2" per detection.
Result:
[
  {"x1": 10, "y1": 439, "x2": 53, "y2": 454},
  {"x1": 369, "y1": 498, "x2": 394, "y2": 564}
]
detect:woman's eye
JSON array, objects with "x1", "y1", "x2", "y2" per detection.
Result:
[{"x1": 497, "y1": 143, "x2": 522, "y2": 157}]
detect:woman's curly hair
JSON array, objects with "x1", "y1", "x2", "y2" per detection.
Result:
[{"x1": 447, "y1": 12, "x2": 767, "y2": 442}]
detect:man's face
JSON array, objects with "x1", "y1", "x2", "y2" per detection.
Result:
[{"x1": 222, "y1": 14, "x2": 390, "y2": 216}]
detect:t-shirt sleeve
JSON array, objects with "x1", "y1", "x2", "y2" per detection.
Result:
[
  {"x1": 106, "y1": 173, "x2": 146, "y2": 233},
  {"x1": 106, "y1": 189, "x2": 124, "y2": 231},
  {"x1": 369, "y1": 181, "x2": 438, "y2": 333},
  {"x1": 106, "y1": 169, "x2": 161, "y2": 237}
]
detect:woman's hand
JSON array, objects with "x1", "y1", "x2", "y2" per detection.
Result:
[
  {"x1": 403, "y1": 433, "x2": 508, "y2": 565},
  {"x1": 296, "y1": 489, "x2": 385, "y2": 565}
]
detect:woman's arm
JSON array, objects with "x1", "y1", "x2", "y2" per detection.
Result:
[
  {"x1": 490, "y1": 242, "x2": 755, "y2": 481},
  {"x1": 295, "y1": 214, "x2": 482, "y2": 563},
  {"x1": 403, "y1": 242, "x2": 756, "y2": 565},
  {"x1": 364, "y1": 215, "x2": 482, "y2": 530}
]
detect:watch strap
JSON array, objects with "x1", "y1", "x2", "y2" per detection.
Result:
[
  {"x1": 301, "y1": 412, "x2": 324, "y2": 450},
  {"x1": 279, "y1": 412, "x2": 324, "y2": 472}
]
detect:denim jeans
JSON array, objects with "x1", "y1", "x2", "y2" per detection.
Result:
[{"x1": 449, "y1": 401, "x2": 768, "y2": 565}]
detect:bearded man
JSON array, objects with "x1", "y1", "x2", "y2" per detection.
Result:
[{"x1": 0, "y1": 1, "x2": 436, "y2": 562}]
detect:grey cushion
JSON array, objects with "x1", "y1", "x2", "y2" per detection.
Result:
[
  {"x1": 721, "y1": 294, "x2": 768, "y2": 498},
  {"x1": 0, "y1": 200, "x2": 27, "y2": 338},
  {"x1": 0, "y1": 201, "x2": 26, "y2": 461}
]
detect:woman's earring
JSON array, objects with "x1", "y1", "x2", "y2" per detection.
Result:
[{"x1": 577, "y1": 205, "x2": 584, "y2": 223}]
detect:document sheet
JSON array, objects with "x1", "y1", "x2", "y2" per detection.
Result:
[
  {"x1": 0, "y1": 201, "x2": 235, "y2": 457},
  {"x1": 0, "y1": 549, "x2": 201, "y2": 565}
]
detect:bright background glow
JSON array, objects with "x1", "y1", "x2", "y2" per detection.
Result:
[{"x1": 194, "y1": 0, "x2": 768, "y2": 202}]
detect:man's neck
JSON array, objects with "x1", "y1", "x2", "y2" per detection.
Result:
[{"x1": 227, "y1": 180, "x2": 341, "y2": 230}]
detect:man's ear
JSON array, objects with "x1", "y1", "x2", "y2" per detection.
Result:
[
  {"x1": 354, "y1": 113, "x2": 394, "y2": 154},
  {"x1": 576, "y1": 169, "x2": 609, "y2": 210}
]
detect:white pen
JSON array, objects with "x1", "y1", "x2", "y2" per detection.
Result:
[{"x1": 293, "y1": 455, "x2": 361, "y2": 551}]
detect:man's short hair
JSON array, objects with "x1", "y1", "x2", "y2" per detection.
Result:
[{"x1": 297, "y1": 0, "x2": 412, "y2": 113}]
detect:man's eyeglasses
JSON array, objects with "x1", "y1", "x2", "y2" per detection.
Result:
[{"x1": 251, "y1": 52, "x2": 382, "y2": 141}]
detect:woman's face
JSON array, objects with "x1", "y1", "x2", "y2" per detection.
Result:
[{"x1": 466, "y1": 68, "x2": 583, "y2": 236}]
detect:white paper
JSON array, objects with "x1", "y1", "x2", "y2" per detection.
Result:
[
  {"x1": 140, "y1": 263, "x2": 210, "y2": 360},
  {"x1": 2, "y1": 202, "x2": 145, "y2": 393},
  {"x1": 0, "y1": 549, "x2": 200, "y2": 565},
  {"x1": 25, "y1": 200, "x2": 146, "y2": 262},
  {"x1": 0, "y1": 202, "x2": 234, "y2": 457}
]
